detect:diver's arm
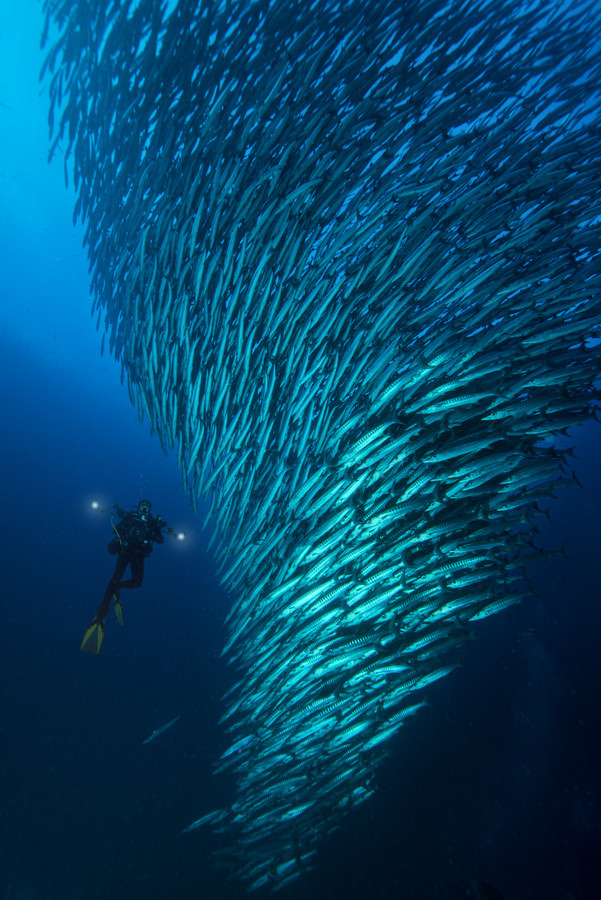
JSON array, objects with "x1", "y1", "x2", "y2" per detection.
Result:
[{"x1": 152, "y1": 516, "x2": 165, "y2": 543}]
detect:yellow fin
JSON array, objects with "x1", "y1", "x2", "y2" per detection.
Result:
[
  {"x1": 80, "y1": 620, "x2": 105, "y2": 654},
  {"x1": 113, "y1": 596, "x2": 124, "y2": 627}
]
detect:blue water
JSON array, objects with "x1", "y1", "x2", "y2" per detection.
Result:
[{"x1": 1, "y1": 2, "x2": 600, "y2": 899}]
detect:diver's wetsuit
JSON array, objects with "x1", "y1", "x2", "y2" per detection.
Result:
[{"x1": 97, "y1": 508, "x2": 164, "y2": 620}]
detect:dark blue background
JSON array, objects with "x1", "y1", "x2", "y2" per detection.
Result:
[
  {"x1": 1, "y1": 334, "x2": 600, "y2": 900},
  {"x1": 1, "y1": 2, "x2": 600, "y2": 898}
]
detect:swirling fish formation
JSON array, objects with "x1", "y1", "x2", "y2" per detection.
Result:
[{"x1": 42, "y1": 0, "x2": 601, "y2": 890}]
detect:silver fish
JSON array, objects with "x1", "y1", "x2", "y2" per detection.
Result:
[
  {"x1": 42, "y1": 0, "x2": 601, "y2": 890},
  {"x1": 142, "y1": 715, "x2": 181, "y2": 746}
]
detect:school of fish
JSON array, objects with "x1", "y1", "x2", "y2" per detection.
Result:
[{"x1": 42, "y1": 0, "x2": 601, "y2": 890}]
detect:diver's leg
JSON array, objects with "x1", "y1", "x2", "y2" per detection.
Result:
[
  {"x1": 118, "y1": 556, "x2": 144, "y2": 590},
  {"x1": 97, "y1": 554, "x2": 129, "y2": 619}
]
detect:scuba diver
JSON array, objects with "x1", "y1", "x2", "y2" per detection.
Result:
[{"x1": 81, "y1": 499, "x2": 172, "y2": 654}]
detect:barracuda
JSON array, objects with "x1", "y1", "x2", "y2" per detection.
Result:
[{"x1": 43, "y1": 0, "x2": 601, "y2": 890}]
